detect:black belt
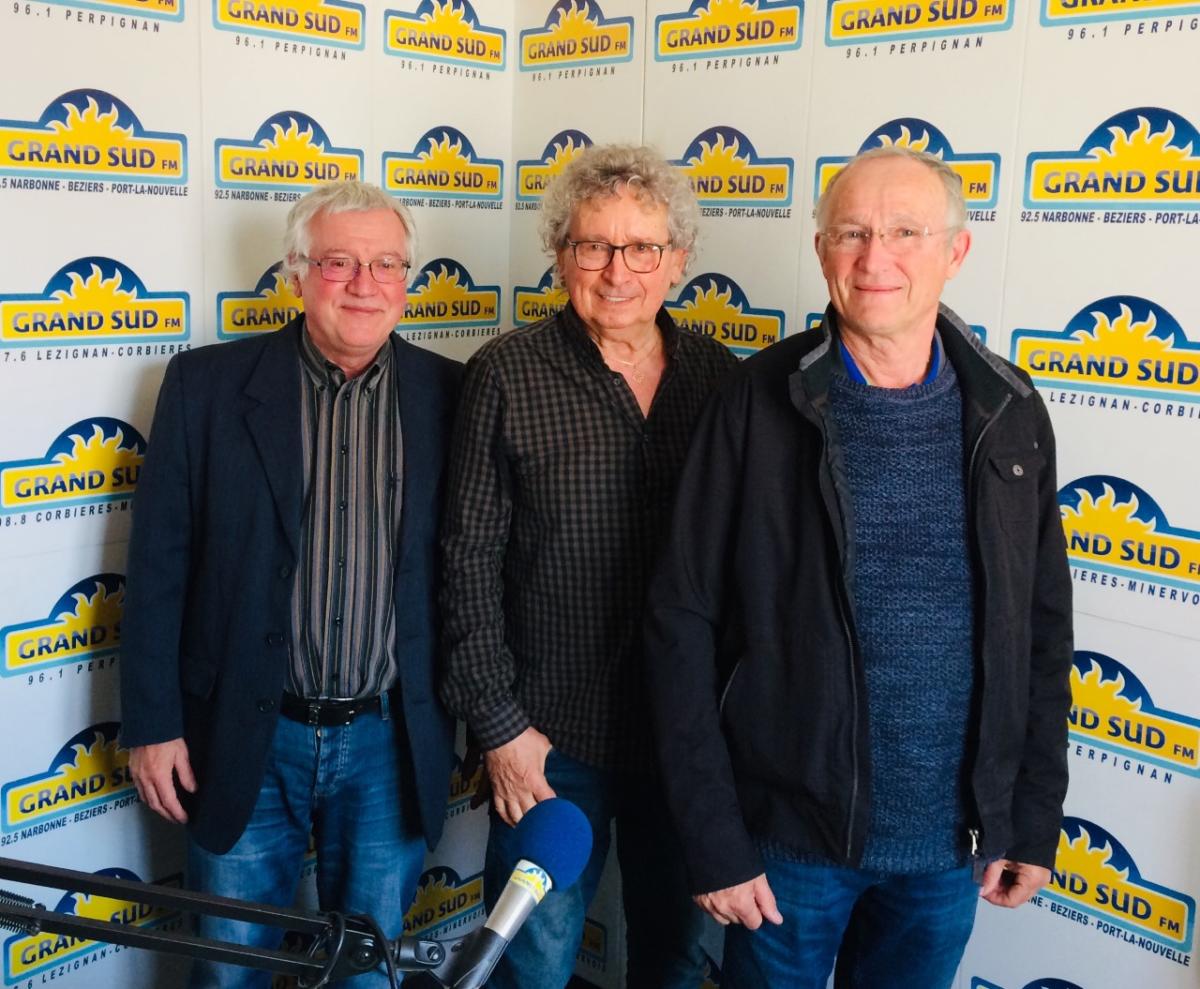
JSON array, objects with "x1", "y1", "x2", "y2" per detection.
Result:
[{"x1": 279, "y1": 692, "x2": 382, "y2": 727}]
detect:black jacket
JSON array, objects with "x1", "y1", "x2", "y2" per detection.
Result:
[
  {"x1": 120, "y1": 318, "x2": 461, "y2": 854},
  {"x1": 645, "y1": 306, "x2": 1073, "y2": 895}
]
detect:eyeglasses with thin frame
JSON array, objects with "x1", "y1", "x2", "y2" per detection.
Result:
[
  {"x1": 567, "y1": 240, "x2": 671, "y2": 274},
  {"x1": 819, "y1": 225, "x2": 959, "y2": 256},
  {"x1": 302, "y1": 254, "x2": 412, "y2": 284}
]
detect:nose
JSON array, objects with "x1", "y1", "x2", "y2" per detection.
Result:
[
  {"x1": 856, "y1": 231, "x2": 892, "y2": 270},
  {"x1": 346, "y1": 262, "x2": 377, "y2": 292}
]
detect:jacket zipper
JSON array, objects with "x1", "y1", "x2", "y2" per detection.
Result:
[{"x1": 964, "y1": 391, "x2": 1012, "y2": 857}]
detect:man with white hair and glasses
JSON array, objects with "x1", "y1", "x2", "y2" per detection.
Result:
[
  {"x1": 121, "y1": 180, "x2": 460, "y2": 987},
  {"x1": 646, "y1": 147, "x2": 1074, "y2": 988}
]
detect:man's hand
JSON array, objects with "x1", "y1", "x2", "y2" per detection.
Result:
[
  {"x1": 694, "y1": 874, "x2": 783, "y2": 929},
  {"x1": 483, "y1": 727, "x2": 556, "y2": 827},
  {"x1": 980, "y1": 859, "x2": 1050, "y2": 908},
  {"x1": 130, "y1": 738, "x2": 197, "y2": 824}
]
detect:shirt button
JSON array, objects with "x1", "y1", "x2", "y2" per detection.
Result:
[
  {"x1": 256, "y1": 698, "x2": 276, "y2": 713},
  {"x1": 339, "y1": 501, "x2": 347, "y2": 511},
  {"x1": 1012, "y1": 464, "x2": 1025, "y2": 477},
  {"x1": 278, "y1": 565, "x2": 291, "y2": 579},
  {"x1": 265, "y1": 632, "x2": 284, "y2": 646},
  {"x1": 340, "y1": 445, "x2": 348, "y2": 455},
  {"x1": 337, "y1": 558, "x2": 345, "y2": 569},
  {"x1": 333, "y1": 616, "x2": 343, "y2": 626}
]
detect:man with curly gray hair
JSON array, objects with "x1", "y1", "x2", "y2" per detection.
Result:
[{"x1": 440, "y1": 144, "x2": 736, "y2": 989}]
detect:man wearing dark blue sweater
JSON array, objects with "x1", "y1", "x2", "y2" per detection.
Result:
[{"x1": 646, "y1": 148, "x2": 1073, "y2": 989}]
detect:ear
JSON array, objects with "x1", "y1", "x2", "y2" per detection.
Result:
[
  {"x1": 287, "y1": 257, "x2": 304, "y2": 298},
  {"x1": 667, "y1": 247, "x2": 688, "y2": 287},
  {"x1": 945, "y1": 228, "x2": 972, "y2": 280}
]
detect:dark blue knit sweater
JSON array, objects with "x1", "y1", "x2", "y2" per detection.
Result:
[{"x1": 828, "y1": 357, "x2": 976, "y2": 874}]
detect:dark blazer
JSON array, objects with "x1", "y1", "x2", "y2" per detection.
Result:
[{"x1": 120, "y1": 316, "x2": 461, "y2": 854}]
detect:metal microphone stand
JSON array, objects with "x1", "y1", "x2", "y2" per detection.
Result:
[{"x1": 0, "y1": 854, "x2": 479, "y2": 987}]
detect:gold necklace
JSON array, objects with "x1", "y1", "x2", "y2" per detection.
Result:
[{"x1": 593, "y1": 332, "x2": 661, "y2": 384}]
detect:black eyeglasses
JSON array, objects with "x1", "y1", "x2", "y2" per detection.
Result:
[{"x1": 567, "y1": 240, "x2": 670, "y2": 273}]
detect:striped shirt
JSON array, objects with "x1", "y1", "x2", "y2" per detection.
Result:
[{"x1": 287, "y1": 327, "x2": 403, "y2": 699}]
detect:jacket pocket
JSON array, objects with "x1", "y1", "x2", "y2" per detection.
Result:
[
  {"x1": 987, "y1": 451, "x2": 1044, "y2": 524},
  {"x1": 179, "y1": 657, "x2": 218, "y2": 700}
]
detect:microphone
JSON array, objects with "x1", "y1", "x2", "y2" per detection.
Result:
[{"x1": 434, "y1": 797, "x2": 592, "y2": 989}]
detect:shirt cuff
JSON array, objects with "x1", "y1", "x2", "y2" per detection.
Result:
[{"x1": 469, "y1": 697, "x2": 533, "y2": 752}]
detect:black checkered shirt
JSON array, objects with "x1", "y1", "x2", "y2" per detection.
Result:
[{"x1": 440, "y1": 304, "x2": 738, "y2": 770}]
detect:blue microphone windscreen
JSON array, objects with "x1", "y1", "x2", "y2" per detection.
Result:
[{"x1": 512, "y1": 798, "x2": 593, "y2": 889}]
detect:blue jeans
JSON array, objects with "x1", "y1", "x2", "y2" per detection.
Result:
[
  {"x1": 187, "y1": 702, "x2": 426, "y2": 988},
  {"x1": 483, "y1": 749, "x2": 708, "y2": 989},
  {"x1": 723, "y1": 856, "x2": 979, "y2": 989}
]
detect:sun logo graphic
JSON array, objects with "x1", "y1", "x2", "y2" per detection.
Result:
[
  {"x1": 1, "y1": 257, "x2": 189, "y2": 349},
  {"x1": 45, "y1": 0, "x2": 182, "y2": 20},
  {"x1": 513, "y1": 268, "x2": 569, "y2": 326},
  {"x1": 217, "y1": 262, "x2": 302, "y2": 341},
  {"x1": 1012, "y1": 296, "x2": 1199, "y2": 402},
  {"x1": 382, "y1": 126, "x2": 503, "y2": 201},
  {"x1": 516, "y1": 129, "x2": 593, "y2": 203},
  {"x1": 520, "y1": 0, "x2": 634, "y2": 71},
  {"x1": 0, "y1": 89, "x2": 186, "y2": 185},
  {"x1": 215, "y1": 112, "x2": 362, "y2": 191},
  {"x1": 971, "y1": 979, "x2": 1085, "y2": 989},
  {"x1": 401, "y1": 867, "x2": 483, "y2": 937},
  {"x1": 385, "y1": 0, "x2": 506, "y2": 67},
  {"x1": 667, "y1": 274, "x2": 784, "y2": 358},
  {"x1": 1042, "y1": 0, "x2": 1199, "y2": 26},
  {"x1": 1025, "y1": 107, "x2": 1200, "y2": 210},
  {"x1": 577, "y1": 917, "x2": 608, "y2": 972},
  {"x1": 1059, "y1": 476, "x2": 1200, "y2": 593},
  {"x1": 1, "y1": 574, "x2": 123, "y2": 679},
  {"x1": 1069, "y1": 651, "x2": 1199, "y2": 777},
  {"x1": 655, "y1": 0, "x2": 803, "y2": 60},
  {"x1": 0, "y1": 419, "x2": 145, "y2": 517},
  {"x1": 446, "y1": 753, "x2": 484, "y2": 817},
  {"x1": 1047, "y1": 818, "x2": 1195, "y2": 952},
  {"x1": 213, "y1": 0, "x2": 364, "y2": 47},
  {"x1": 672, "y1": 126, "x2": 793, "y2": 206},
  {"x1": 2, "y1": 868, "x2": 181, "y2": 985},
  {"x1": 826, "y1": 0, "x2": 1012, "y2": 43},
  {"x1": 1, "y1": 724, "x2": 134, "y2": 836},
  {"x1": 814, "y1": 119, "x2": 999, "y2": 209},
  {"x1": 400, "y1": 259, "x2": 500, "y2": 331}
]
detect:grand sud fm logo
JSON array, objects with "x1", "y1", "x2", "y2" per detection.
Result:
[
  {"x1": 215, "y1": 111, "x2": 362, "y2": 191},
  {"x1": 385, "y1": 0, "x2": 507, "y2": 68},
  {"x1": 1011, "y1": 296, "x2": 1199, "y2": 403},
  {"x1": 667, "y1": 273, "x2": 784, "y2": 358},
  {"x1": 382, "y1": 126, "x2": 503, "y2": 201},
  {"x1": 213, "y1": 0, "x2": 365, "y2": 49},
  {"x1": 1025, "y1": 107, "x2": 1200, "y2": 210},
  {"x1": 0, "y1": 257, "x2": 189, "y2": 349},
  {"x1": 576, "y1": 917, "x2": 608, "y2": 972},
  {"x1": 1041, "y1": 0, "x2": 1199, "y2": 26},
  {"x1": 445, "y1": 753, "x2": 484, "y2": 818},
  {"x1": 1, "y1": 724, "x2": 134, "y2": 836},
  {"x1": 45, "y1": 0, "x2": 182, "y2": 20},
  {"x1": 1070, "y1": 651, "x2": 1199, "y2": 778},
  {"x1": 654, "y1": 0, "x2": 804, "y2": 60},
  {"x1": 1047, "y1": 817, "x2": 1194, "y2": 952},
  {"x1": 515, "y1": 129, "x2": 593, "y2": 203},
  {"x1": 400, "y1": 259, "x2": 500, "y2": 331},
  {"x1": 0, "y1": 419, "x2": 145, "y2": 517},
  {"x1": 1, "y1": 574, "x2": 123, "y2": 679},
  {"x1": 1059, "y1": 476, "x2": 1200, "y2": 594},
  {"x1": 972, "y1": 979, "x2": 1085, "y2": 989},
  {"x1": 672, "y1": 126, "x2": 794, "y2": 206},
  {"x1": 824, "y1": 0, "x2": 1012, "y2": 44},
  {"x1": 513, "y1": 268, "x2": 569, "y2": 327},
  {"x1": 401, "y1": 867, "x2": 483, "y2": 937},
  {"x1": 217, "y1": 262, "x2": 302, "y2": 341},
  {"x1": 520, "y1": 0, "x2": 634, "y2": 71},
  {"x1": 2, "y1": 868, "x2": 180, "y2": 985},
  {"x1": 0, "y1": 89, "x2": 186, "y2": 185},
  {"x1": 815, "y1": 118, "x2": 999, "y2": 210}
]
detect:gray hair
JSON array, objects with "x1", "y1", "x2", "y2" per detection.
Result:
[
  {"x1": 281, "y1": 180, "x2": 416, "y2": 282},
  {"x1": 815, "y1": 146, "x2": 967, "y2": 232},
  {"x1": 540, "y1": 144, "x2": 699, "y2": 265}
]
